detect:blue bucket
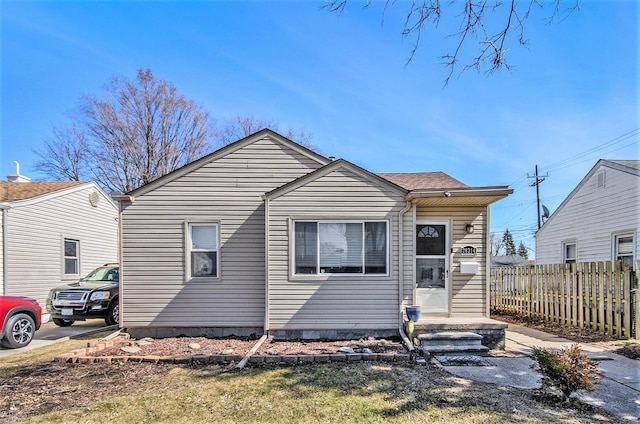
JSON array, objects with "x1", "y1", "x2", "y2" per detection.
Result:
[{"x1": 406, "y1": 306, "x2": 421, "y2": 322}]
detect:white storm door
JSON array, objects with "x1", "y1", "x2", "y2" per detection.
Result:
[{"x1": 416, "y1": 222, "x2": 449, "y2": 314}]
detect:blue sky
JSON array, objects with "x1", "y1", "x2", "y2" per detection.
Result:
[{"x1": 1, "y1": 1, "x2": 638, "y2": 257}]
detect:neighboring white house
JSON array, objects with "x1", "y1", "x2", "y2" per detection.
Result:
[
  {"x1": 114, "y1": 129, "x2": 512, "y2": 341},
  {"x1": 535, "y1": 159, "x2": 639, "y2": 267},
  {"x1": 0, "y1": 174, "x2": 119, "y2": 311}
]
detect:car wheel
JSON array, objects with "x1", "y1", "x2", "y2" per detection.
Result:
[
  {"x1": 105, "y1": 302, "x2": 119, "y2": 326},
  {"x1": 52, "y1": 318, "x2": 74, "y2": 327},
  {"x1": 1, "y1": 313, "x2": 36, "y2": 349}
]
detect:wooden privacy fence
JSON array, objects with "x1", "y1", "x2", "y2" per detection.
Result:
[{"x1": 490, "y1": 260, "x2": 639, "y2": 339}]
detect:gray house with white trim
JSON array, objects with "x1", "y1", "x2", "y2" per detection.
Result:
[
  {"x1": 1, "y1": 179, "x2": 118, "y2": 311},
  {"x1": 115, "y1": 130, "x2": 512, "y2": 340},
  {"x1": 535, "y1": 159, "x2": 639, "y2": 267}
]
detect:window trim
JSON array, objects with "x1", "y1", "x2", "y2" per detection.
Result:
[
  {"x1": 562, "y1": 240, "x2": 577, "y2": 264},
  {"x1": 292, "y1": 219, "x2": 390, "y2": 277},
  {"x1": 62, "y1": 237, "x2": 80, "y2": 279},
  {"x1": 185, "y1": 221, "x2": 220, "y2": 282},
  {"x1": 612, "y1": 232, "x2": 635, "y2": 268}
]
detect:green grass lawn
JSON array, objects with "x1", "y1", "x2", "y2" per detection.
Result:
[{"x1": 2, "y1": 338, "x2": 623, "y2": 424}]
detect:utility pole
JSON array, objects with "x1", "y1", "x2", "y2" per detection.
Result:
[{"x1": 528, "y1": 165, "x2": 548, "y2": 229}]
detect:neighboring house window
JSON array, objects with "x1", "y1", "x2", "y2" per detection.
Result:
[
  {"x1": 64, "y1": 239, "x2": 80, "y2": 276},
  {"x1": 188, "y1": 223, "x2": 219, "y2": 278},
  {"x1": 294, "y1": 221, "x2": 388, "y2": 275},
  {"x1": 563, "y1": 242, "x2": 577, "y2": 264},
  {"x1": 614, "y1": 234, "x2": 634, "y2": 269}
]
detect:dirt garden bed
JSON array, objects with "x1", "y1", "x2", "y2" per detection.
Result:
[
  {"x1": 62, "y1": 334, "x2": 411, "y2": 365},
  {"x1": 491, "y1": 309, "x2": 640, "y2": 360}
]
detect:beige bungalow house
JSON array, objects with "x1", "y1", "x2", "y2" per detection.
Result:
[{"x1": 114, "y1": 129, "x2": 512, "y2": 347}]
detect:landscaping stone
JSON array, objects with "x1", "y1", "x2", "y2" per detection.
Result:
[{"x1": 121, "y1": 345, "x2": 142, "y2": 354}]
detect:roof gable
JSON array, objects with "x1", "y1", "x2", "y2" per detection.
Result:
[
  {"x1": 537, "y1": 159, "x2": 639, "y2": 236},
  {"x1": 601, "y1": 159, "x2": 640, "y2": 175},
  {"x1": 265, "y1": 159, "x2": 408, "y2": 201},
  {"x1": 128, "y1": 129, "x2": 330, "y2": 197},
  {"x1": 0, "y1": 181, "x2": 86, "y2": 202},
  {"x1": 0, "y1": 181, "x2": 117, "y2": 210}
]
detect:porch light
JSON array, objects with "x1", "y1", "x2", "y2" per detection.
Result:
[{"x1": 466, "y1": 223, "x2": 475, "y2": 234}]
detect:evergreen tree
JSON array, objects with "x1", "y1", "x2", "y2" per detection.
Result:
[
  {"x1": 502, "y1": 229, "x2": 517, "y2": 256},
  {"x1": 517, "y1": 241, "x2": 529, "y2": 259}
]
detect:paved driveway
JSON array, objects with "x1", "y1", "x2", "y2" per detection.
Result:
[{"x1": 0, "y1": 319, "x2": 116, "y2": 359}]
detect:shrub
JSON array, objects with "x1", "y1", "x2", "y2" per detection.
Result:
[{"x1": 530, "y1": 344, "x2": 602, "y2": 401}]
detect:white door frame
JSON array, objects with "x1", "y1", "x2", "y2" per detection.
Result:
[{"x1": 415, "y1": 220, "x2": 450, "y2": 315}]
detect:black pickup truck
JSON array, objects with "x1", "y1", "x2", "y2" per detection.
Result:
[{"x1": 46, "y1": 264, "x2": 119, "y2": 327}]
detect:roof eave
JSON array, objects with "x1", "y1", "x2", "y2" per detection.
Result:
[{"x1": 407, "y1": 186, "x2": 513, "y2": 206}]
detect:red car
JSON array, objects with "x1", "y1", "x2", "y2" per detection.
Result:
[{"x1": 0, "y1": 296, "x2": 42, "y2": 349}]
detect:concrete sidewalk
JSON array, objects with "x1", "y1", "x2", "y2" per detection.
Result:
[{"x1": 438, "y1": 323, "x2": 639, "y2": 422}]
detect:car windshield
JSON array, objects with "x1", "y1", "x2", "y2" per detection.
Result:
[{"x1": 81, "y1": 267, "x2": 119, "y2": 282}]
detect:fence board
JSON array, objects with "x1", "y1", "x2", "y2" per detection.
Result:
[{"x1": 491, "y1": 260, "x2": 637, "y2": 340}]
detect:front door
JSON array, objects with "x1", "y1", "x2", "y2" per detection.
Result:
[{"x1": 416, "y1": 222, "x2": 449, "y2": 314}]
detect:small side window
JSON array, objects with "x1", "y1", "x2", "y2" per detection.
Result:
[
  {"x1": 563, "y1": 242, "x2": 576, "y2": 264},
  {"x1": 63, "y1": 239, "x2": 80, "y2": 276},
  {"x1": 187, "y1": 223, "x2": 219, "y2": 279},
  {"x1": 614, "y1": 234, "x2": 634, "y2": 270}
]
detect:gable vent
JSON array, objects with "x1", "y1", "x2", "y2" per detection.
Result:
[
  {"x1": 89, "y1": 191, "x2": 100, "y2": 207},
  {"x1": 597, "y1": 171, "x2": 606, "y2": 188}
]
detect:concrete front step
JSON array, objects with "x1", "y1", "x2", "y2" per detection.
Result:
[
  {"x1": 421, "y1": 344, "x2": 490, "y2": 357},
  {"x1": 416, "y1": 332, "x2": 489, "y2": 356},
  {"x1": 418, "y1": 331, "x2": 483, "y2": 348}
]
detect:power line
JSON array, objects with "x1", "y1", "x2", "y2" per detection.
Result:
[
  {"x1": 541, "y1": 128, "x2": 639, "y2": 172},
  {"x1": 506, "y1": 128, "x2": 639, "y2": 189}
]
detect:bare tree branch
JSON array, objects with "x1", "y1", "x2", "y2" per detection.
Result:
[
  {"x1": 33, "y1": 124, "x2": 88, "y2": 181},
  {"x1": 324, "y1": 0, "x2": 580, "y2": 86},
  {"x1": 217, "y1": 116, "x2": 317, "y2": 151},
  {"x1": 78, "y1": 69, "x2": 215, "y2": 193}
]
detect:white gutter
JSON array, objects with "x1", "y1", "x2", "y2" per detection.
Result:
[{"x1": 398, "y1": 200, "x2": 413, "y2": 335}]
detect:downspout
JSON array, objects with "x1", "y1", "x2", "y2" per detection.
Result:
[
  {"x1": 263, "y1": 197, "x2": 270, "y2": 336},
  {"x1": 398, "y1": 200, "x2": 413, "y2": 337},
  {"x1": 1, "y1": 205, "x2": 9, "y2": 296},
  {"x1": 485, "y1": 205, "x2": 491, "y2": 317}
]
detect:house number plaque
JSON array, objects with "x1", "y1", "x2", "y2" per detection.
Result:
[{"x1": 459, "y1": 245, "x2": 477, "y2": 256}]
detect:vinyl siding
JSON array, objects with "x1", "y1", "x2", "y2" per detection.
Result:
[
  {"x1": 121, "y1": 136, "x2": 324, "y2": 327},
  {"x1": 536, "y1": 164, "x2": 639, "y2": 264},
  {"x1": 0, "y1": 210, "x2": 4, "y2": 294},
  {"x1": 414, "y1": 206, "x2": 488, "y2": 317},
  {"x1": 267, "y1": 167, "x2": 407, "y2": 331},
  {"x1": 3, "y1": 185, "x2": 118, "y2": 305}
]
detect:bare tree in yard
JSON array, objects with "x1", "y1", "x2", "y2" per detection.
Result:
[
  {"x1": 490, "y1": 232, "x2": 504, "y2": 256},
  {"x1": 81, "y1": 69, "x2": 214, "y2": 193},
  {"x1": 324, "y1": 0, "x2": 580, "y2": 85},
  {"x1": 36, "y1": 69, "x2": 215, "y2": 193},
  {"x1": 218, "y1": 116, "x2": 315, "y2": 150},
  {"x1": 34, "y1": 124, "x2": 88, "y2": 181}
]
